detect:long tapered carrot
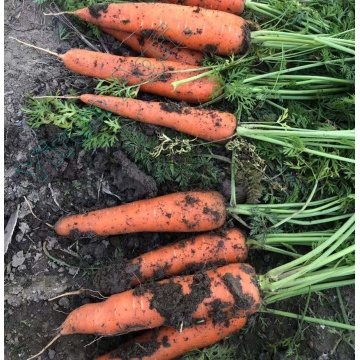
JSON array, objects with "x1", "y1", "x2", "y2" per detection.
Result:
[
  {"x1": 79, "y1": 94, "x2": 236, "y2": 142},
  {"x1": 101, "y1": 28, "x2": 205, "y2": 66},
  {"x1": 95, "y1": 228, "x2": 248, "y2": 295},
  {"x1": 157, "y1": 0, "x2": 245, "y2": 15},
  {"x1": 46, "y1": 3, "x2": 250, "y2": 56},
  {"x1": 27, "y1": 263, "x2": 260, "y2": 359},
  {"x1": 11, "y1": 38, "x2": 221, "y2": 104},
  {"x1": 96, "y1": 316, "x2": 247, "y2": 360},
  {"x1": 54, "y1": 191, "x2": 226, "y2": 237}
]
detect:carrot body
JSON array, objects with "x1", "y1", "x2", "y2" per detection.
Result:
[
  {"x1": 70, "y1": 3, "x2": 250, "y2": 55},
  {"x1": 60, "y1": 263, "x2": 260, "y2": 336},
  {"x1": 54, "y1": 191, "x2": 226, "y2": 237},
  {"x1": 59, "y1": 49, "x2": 220, "y2": 103},
  {"x1": 101, "y1": 28, "x2": 205, "y2": 66},
  {"x1": 95, "y1": 228, "x2": 248, "y2": 295},
  {"x1": 157, "y1": 0, "x2": 246, "y2": 15},
  {"x1": 96, "y1": 316, "x2": 247, "y2": 360},
  {"x1": 79, "y1": 94, "x2": 236, "y2": 142}
]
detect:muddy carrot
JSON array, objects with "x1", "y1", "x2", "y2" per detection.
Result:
[
  {"x1": 54, "y1": 191, "x2": 226, "y2": 237},
  {"x1": 11, "y1": 38, "x2": 222, "y2": 104},
  {"x1": 100, "y1": 28, "x2": 205, "y2": 66},
  {"x1": 27, "y1": 263, "x2": 260, "y2": 360},
  {"x1": 46, "y1": 3, "x2": 250, "y2": 56},
  {"x1": 94, "y1": 228, "x2": 248, "y2": 295},
  {"x1": 79, "y1": 94, "x2": 236, "y2": 142},
  {"x1": 96, "y1": 316, "x2": 247, "y2": 360}
]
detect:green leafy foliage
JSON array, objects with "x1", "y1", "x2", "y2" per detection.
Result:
[{"x1": 23, "y1": 96, "x2": 226, "y2": 191}]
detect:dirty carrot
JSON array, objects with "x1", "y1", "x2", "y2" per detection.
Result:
[
  {"x1": 79, "y1": 94, "x2": 236, "y2": 142},
  {"x1": 54, "y1": 191, "x2": 226, "y2": 237},
  {"x1": 96, "y1": 316, "x2": 248, "y2": 360},
  {"x1": 94, "y1": 228, "x2": 248, "y2": 295},
  {"x1": 11, "y1": 38, "x2": 221, "y2": 104},
  {"x1": 100, "y1": 28, "x2": 205, "y2": 66},
  {"x1": 27, "y1": 263, "x2": 260, "y2": 360},
  {"x1": 157, "y1": 0, "x2": 245, "y2": 15},
  {"x1": 45, "y1": 3, "x2": 250, "y2": 56}
]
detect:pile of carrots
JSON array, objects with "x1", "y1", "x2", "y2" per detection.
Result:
[
  {"x1": 21, "y1": 2, "x2": 296, "y2": 359},
  {"x1": 30, "y1": 189, "x2": 263, "y2": 360}
]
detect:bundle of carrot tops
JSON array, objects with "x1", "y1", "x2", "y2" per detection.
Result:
[{"x1": 20, "y1": 0, "x2": 354, "y2": 359}]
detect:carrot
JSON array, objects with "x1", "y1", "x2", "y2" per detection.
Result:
[
  {"x1": 54, "y1": 191, "x2": 226, "y2": 237},
  {"x1": 100, "y1": 28, "x2": 205, "y2": 66},
  {"x1": 79, "y1": 94, "x2": 236, "y2": 142},
  {"x1": 28, "y1": 263, "x2": 260, "y2": 359},
  {"x1": 47, "y1": 3, "x2": 250, "y2": 56},
  {"x1": 157, "y1": 0, "x2": 245, "y2": 15},
  {"x1": 11, "y1": 39, "x2": 221, "y2": 104},
  {"x1": 95, "y1": 316, "x2": 247, "y2": 360},
  {"x1": 95, "y1": 228, "x2": 248, "y2": 295}
]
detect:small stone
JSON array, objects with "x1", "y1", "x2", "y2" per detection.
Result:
[{"x1": 11, "y1": 251, "x2": 25, "y2": 267}]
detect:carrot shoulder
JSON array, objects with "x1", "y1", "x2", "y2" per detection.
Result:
[
  {"x1": 67, "y1": 3, "x2": 250, "y2": 55},
  {"x1": 100, "y1": 28, "x2": 205, "y2": 66},
  {"x1": 96, "y1": 316, "x2": 247, "y2": 360},
  {"x1": 54, "y1": 191, "x2": 226, "y2": 237},
  {"x1": 94, "y1": 228, "x2": 248, "y2": 295},
  {"x1": 80, "y1": 94, "x2": 236, "y2": 142},
  {"x1": 60, "y1": 263, "x2": 260, "y2": 336}
]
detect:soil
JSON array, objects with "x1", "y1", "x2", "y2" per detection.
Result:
[{"x1": 4, "y1": 1, "x2": 354, "y2": 360}]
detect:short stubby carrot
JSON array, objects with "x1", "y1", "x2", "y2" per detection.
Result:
[
  {"x1": 94, "y1": 228, "x2": 248, "y2": 295},
  {"x1": 157, "y1": 0, "x2": 246, "y2": 15},
  {"x1": 100, "y1": 28, "x2": 205, "y2": 66},
  {"x1": 58, "y1": 3, "x2": 250, "y2": 55},
  {"x1": 95, "y1": 316, "x2": 247, "y2": 360},
  {"x1": 54, "y1": 191, "x2": 226, "y2": 237},
  {"x1": 60, "y1": 263, "x2": 260, "y2": 336},
  {"x1": 79, "y1": 94, "x2": 237, "y2": 142}
]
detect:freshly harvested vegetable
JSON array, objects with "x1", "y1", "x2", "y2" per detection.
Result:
[
  {"x1": 11, "y1": 38, "x2": 221, "y2": 104},
  {"x1": 29, "y1": 215, "x2": 355, "y2": 360},
  {"x1": 47, "y1": 3, "x2": 250, "y2": 56},
  {"x1": 54, "y1": 191, "x2": 226, "y2": 237},
  {"x1": 28, "y1": 263, "x2": 260, "y2": 359},
  {"x1": 78, "y1": 94, "x2": 236, "y2": 142},
  {"x1": 95, "y1": 228, "x2": 248, "y2": 295},
  {"x1": 100, "y1": 28, "x2": 204, "y2": 66},
  {"x1": 96, "y1": 317, "x2": 248, "y2": 360}
]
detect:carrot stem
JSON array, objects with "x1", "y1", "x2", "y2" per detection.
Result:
[{"x1": 261, "y1": 307, "x2": 355, "y2": 331}]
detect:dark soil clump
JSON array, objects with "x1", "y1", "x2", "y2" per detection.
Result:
[
  {"x1": 89, "y1": 4, "x2": 109, "y2": 19},
  {"x1": 222, "y1": 273, "x2": 255, "y2": 312},
  {"x1": 133, "y1": 271, "x2": 211, "y2": 329},
  {"x1": 109, "y1": 329, "x2": 161, "y2": 360},
  {"x1": 93, "y1": 262, "x2": 139, "y2": 296},
  {"x1": 204, "y1": 44, "x2": 218, "y2": 53}
]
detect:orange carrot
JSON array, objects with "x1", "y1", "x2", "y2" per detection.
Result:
[
  {"x1": 54, "y1": 191, "x2": 226, "y2": 237},
  {"x1": 27, "y1": 263, "x2": 260, "y2": 359},
  {"x1": 79, "y1": 94, "x2": 236, "y2": 142},
  {"x1": 48, "y1": 3, "x2": 250, "y2": 56},
  {"x1": 157, "y1": 0, "x2": 245, "y2": 15},
  {"x1": 96, "y1": 316, "x2": 247, "y2": 360},
  {"x1": 11, "y1": 39, "x2": 221, "y2": 104},
  {"x1": 95, "y1": 228, "x2": 248, "y2": 295},
  {"x1": 101, "y1": 28, "x2": 205, "y2": 66}
]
